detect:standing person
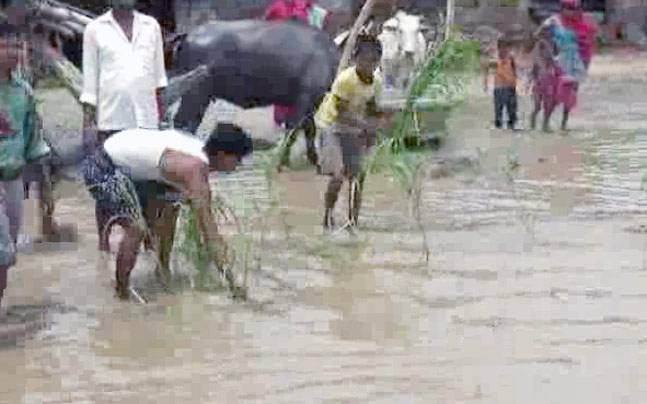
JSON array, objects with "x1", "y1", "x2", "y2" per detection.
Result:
[
  {"x1": 530, "y1": 25, "x2": 560, "y2": 132},
  {"x1": 0, "y1": 24, "x2": 51, "y2": 313},
  {"x1": 483, "y1": 39, "x2": 518, "y2": 130},
  {"x1": 1, "y1": 1, "x2": 78, "y2": 244},
  {"x1": 314, "y1": 35, "x2": 385, "y2": 232},
  {"x1": 538, "y1": 0, "x2": 598, "y2": 131},
  {"x1": 80, "y1": 0, "x2": 168, "y2": 253},
  {"x1": 81, "y1": 125, "x2": 252, "y2": 300},
  {"x1": 264, "y1": 0, "x2": 313, "y2": 129}
]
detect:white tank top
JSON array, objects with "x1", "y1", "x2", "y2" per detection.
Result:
[{"x1": 103, "y1": 129, "x2": 209, "y2": 185}]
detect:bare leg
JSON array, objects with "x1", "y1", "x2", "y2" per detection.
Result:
[
  {"x1": 97, "y1": 206, "x2": 110, "y2": 252},
  {"x1": 543, "y1": 99, "x2": 556, "y2": 133},
  {"x1": 324, "y1": 176, "x2": 343, "y2": 230},
  {"x1": 115, "y1": 222, "x2": 143, "y2": 300},
  {"x1": 530, "y1": 96, "x2": 541, "y2": 130},
  {"x1": 154, "y1": 203, "x2": 180, "y2": 287},
  {"x1": 0, "y1": 264, "x2": 7, "y2": 310},
  {"x1": 351, "y1": 170, "x2": 367, "y2": 226},
  {"x1": 561, "y1": 106, "x2": 570, "y2": 131}
]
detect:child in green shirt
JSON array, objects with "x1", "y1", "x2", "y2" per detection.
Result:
[{"x1": 0, "y1": 24, "x2": 50, "y2": 312}]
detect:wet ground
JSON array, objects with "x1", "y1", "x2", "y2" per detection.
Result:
[{"x1": 3, "y1": 49, "x2": 647, "y2": 402}]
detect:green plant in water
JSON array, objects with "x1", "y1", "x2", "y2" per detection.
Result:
[
  {"x1": 177, "y1": 150, "x2": 283, "y2": 293},
  {"x1": 362, "y1": 38, "x2": 480, "y2": 261}
]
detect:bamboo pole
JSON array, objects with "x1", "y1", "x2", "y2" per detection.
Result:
[
  {"x1": 445, "y1": 0, "x2": 455, "y2": 40},
  {"x1": 336, "y1": 0, "x2": 377, "y2": 77}
]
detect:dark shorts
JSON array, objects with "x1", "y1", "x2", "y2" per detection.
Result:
[{"x1": 316, "y1": 123, "x2": 376, "y2": 178}]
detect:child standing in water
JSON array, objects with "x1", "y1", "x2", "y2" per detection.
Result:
[
  {"x1": 484, "y1": 39, "x2": 518, "y2": 130},
  {"x1": 0, "y1": 23, "x2": 50, "y2": 314},
  {"x1": 530, "y1": 26, "x2": 560, "y2": 132}
]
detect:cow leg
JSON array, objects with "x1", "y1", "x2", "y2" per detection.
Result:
[{"x1": 173, "y1": 76, "x2": 214, "y2": 134}]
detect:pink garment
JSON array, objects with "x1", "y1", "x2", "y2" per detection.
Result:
[
  {"x1": 559, "y1": 11, "x2": 598, "y2": 67},
  {"x1": 274, "y1": 104, "x2": 298, "y2": 125},
  {"x1": 557, "y1": 77, "x2": 578, "y2": 110},
  {"x1": 534, "y1": 66, "x2": 559, "y2": 106},
  {"x1": 264, "y1": 0, "x2": 311, "y2": 23},
  {"x1": 264, "y1": 0, "x2": 312, "y2": 125}
]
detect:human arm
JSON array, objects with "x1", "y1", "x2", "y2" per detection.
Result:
[
  {"x1": 182, "y1": 161, "x2": 230, "y2": 271},
  {"x1": 330, "y1": 71, "x2": 382, "y2": 131},
  {"x1": 335, "y1": 96, "x2": 381, "y2": 132}
]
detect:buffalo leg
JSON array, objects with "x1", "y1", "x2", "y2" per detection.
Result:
[
  {"x1": 278, "y1": 92, "x2": 319, "y2": 171},
  {"x1": 303, "y1": 117, "x2": 318, "y2": 167},
  {"x1": 277, "y1": 128, "x2": 299, "y2": 171},
  {"x1": 173, "y1": 77, "x2": 214, "y2": 134}
]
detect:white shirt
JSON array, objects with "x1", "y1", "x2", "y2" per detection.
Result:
[
  {"x1": 80, "y1": 10, "x2": 168, "y2": 131},
  {"x1": 104, "y1": 129, "x2": 208, "y2": 187}
]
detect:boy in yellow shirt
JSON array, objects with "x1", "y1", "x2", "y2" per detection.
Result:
[{"x1": 315, "y1": 34, "x2": 385, "y2": 232}]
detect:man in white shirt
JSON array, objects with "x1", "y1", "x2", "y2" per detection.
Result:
[{"x1": 81, "y1": 0, "x2": 168, "y2": 252}]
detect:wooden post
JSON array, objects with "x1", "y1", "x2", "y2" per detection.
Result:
[
  {"x1": 445, "y1": 0, "x2": 455, "y2": 40},
  {"x1": 336, "y1": 0, "x2": 377, "y2": 77}
]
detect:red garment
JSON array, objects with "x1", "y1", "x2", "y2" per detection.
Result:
[
  {"x1": 557, "y1": 78, "x2": 578, "y2": 110},
  {"x1": 560, "y1": 11, "x2": 598, "y2": 67},
  {"x1": 264, "y1": 0, "x2": 311, "y2": 23},
  {"x1": 274, "y1": 104, "x2": 297, "y2": 125},
  {"x1": 265, "y1": 0, "x2": 312, "y2": 126}
]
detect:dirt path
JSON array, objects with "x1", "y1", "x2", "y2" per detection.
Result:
[{"x1": 1, "y1": 49, "x2": 647, "y2": 403}]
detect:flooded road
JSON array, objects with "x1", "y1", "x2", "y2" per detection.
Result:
[{"x1": 3, "y1": 50, "x2": 647, "y2": 403}]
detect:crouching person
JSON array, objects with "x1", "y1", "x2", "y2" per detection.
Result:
[
  {"x1": 0, "y1": 27, "x2": 51, "y2": 312},
  {"x1": 314, "y1": 34, "x2": 385, "y2": 232},
  {"x1": 82, "y1": 125, "x2": 252, "y2": 300}
]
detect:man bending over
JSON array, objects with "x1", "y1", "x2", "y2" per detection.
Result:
[{"x1": 82, "y1": 125, "x2": 252, "y2": 300}]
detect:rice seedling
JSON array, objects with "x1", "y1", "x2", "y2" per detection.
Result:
[{"x1": 363, "y1": 37, "x2": 480, "y2": 261}]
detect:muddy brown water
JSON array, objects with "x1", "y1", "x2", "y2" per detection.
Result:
[{"x1": 3, "y1": 51, "x2": 647, "y2": 402}]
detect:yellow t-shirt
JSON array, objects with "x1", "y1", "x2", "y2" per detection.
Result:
[{"x1": 315, "y1": 66, "x2": 382, "y2": 128}]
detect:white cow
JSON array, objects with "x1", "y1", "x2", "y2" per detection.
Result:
[{"x1": 377, "y1": 11, "x2": 428, "y2": 90}]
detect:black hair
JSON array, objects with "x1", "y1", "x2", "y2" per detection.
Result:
[
  {"x1": 204, "y1": 123, "x2": 253, "y2": 158},
  {"x1": 354, "y1": 34, "x2": 382, "y2": 58},
  {"x1": 497, "y1": 38, "x2": 510, "y2": 50}
]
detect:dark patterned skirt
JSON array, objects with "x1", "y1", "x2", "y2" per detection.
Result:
[{"x1": 81, "y1": 148, "x2": 183, "y2": 232}]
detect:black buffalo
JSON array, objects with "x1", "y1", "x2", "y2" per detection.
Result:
[{"x1": 170, "y1": 20, "x2": 339, "y2": 167}]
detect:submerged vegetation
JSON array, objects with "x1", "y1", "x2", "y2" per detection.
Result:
[{"x1": 176, "y1": 37, "x2": 481, "y2": 291}]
